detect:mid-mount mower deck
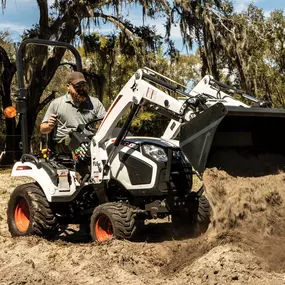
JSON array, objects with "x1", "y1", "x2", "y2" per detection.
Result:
[{"x1": 5, "y1": 39, "x2": 285, "y2": 242}]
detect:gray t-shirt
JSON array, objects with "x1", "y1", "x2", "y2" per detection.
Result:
[{"x1": 42, "y1": 94, "x2": 106, "y2": 141}]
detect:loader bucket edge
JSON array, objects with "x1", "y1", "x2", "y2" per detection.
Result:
[
  {"x1": 180, "y1": 103, "x2": 285, "y2": 176},
  {"x1": 180, "y1": 102, "x2": 228, "y2": 175}
]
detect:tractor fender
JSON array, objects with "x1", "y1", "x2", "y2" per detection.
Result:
[{"x1": 11, "y1": 161, "x2": 57, "y2": 202}]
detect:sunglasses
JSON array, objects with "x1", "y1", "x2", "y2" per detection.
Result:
[{"x1": 72, "y1": 82, "x2": 89, "y2": 90}]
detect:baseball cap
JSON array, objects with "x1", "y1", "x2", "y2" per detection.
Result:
[{"x1": 66, "y1": 71, "x2": 87, "y2": 85}]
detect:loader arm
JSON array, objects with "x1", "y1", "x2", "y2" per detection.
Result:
[
  {"x1": 188, "y1": 75, "x2": 272, "y2": 108},
  {"x1": 94, "y1": 69, "x2": 191, "y2": 144},
  {"x1": 90, "y1": 68, "x2": 197, "y2": 183}
]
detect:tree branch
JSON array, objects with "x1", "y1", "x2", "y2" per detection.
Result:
[
  {"x1": 93, "y1": 12, "x2": 141, "y2": 41},
  {"x1": 1, "y1": 0, "x2": 6, "y2": 11},
  {"x1": 0, "y1": 45, "x2": 16, "y2": 104},
  {"x1": 94, "y1": 0, "x2": 117, "y2": 9},
  {"x1": 59, "y1": 62, "x2": 77, "y2": 70},
  {"x1": 37, "y1": 0, "x2": 49, "y2": 38},
  {"x1": 208, "y1": 8, "x2": 237, "y2": 42},
  {"x1": 36, "y1": 91, "x2": 56, "y2": 114},
  {"x1": 0, "y1": 45, "x2": 12, "y2": 68}
]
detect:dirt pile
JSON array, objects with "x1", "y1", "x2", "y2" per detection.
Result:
[
  {"x1": 1, "y1": 149, "x2": 285, "y2": 285},
  {"x1": 204, "y1": 168, "x2": 285, "y2": 235},
  {"x1": 203, "y1": 150, "x2": 285, "y2": 273}
]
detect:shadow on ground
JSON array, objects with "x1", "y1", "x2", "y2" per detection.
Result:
[{"x1": 56, "y1": 221, "x2": 200, "y2": 244}]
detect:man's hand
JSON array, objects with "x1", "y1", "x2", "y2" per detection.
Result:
[
  {"x1": 48, "y1": 114, "x2": 58, "y2": 129},
  {"x1": 40, "y1": 114, "x2": 58, "y2": 134}
]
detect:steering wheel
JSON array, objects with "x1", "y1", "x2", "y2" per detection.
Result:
[{"x1": 85, "y1": 117, "x2": 104, "y2": 133}]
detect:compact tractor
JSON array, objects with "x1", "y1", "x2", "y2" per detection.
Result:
[{"x1": 5, "y1": 39, "x2": 285, "y2": 242}]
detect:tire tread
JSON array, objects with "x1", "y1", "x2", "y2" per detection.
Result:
[
  {"x1": 7, "y1": 183, "x2": 58, "y2": 239},
  {"x1": 90, "y1": 202, "x2": 137, "y2": 242}
]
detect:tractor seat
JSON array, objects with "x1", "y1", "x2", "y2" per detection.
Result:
[
  {"x1": 53, "y1": 154, "x2": 74, "y2": 169},
  {"x1": 39, "y1": 161, "x2": 58, "y2": 185}
]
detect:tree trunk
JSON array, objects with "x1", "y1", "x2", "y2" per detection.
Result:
[
  {"x1": 235, "y1": 53, "x2": 248, "y2": 92},
  {"x1": 0, "y1": 46, "x2": 17, "y2": 166},
  {"x1": 195, "y1": 30, "x2": 208, "y2": 78},
  {"x1": 202, "y1": 26, "x2": 220, "y2": 80}
]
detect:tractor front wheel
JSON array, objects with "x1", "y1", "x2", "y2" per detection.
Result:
[
  {"x1": 7, "y1": 183, "x2": 58, "y2": 239},
  {"x1": 90, "y1": 202, "x2": 137, "y2": 243}
]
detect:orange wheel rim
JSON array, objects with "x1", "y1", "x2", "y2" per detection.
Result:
[
  {"x1": 14, "y1": 198, "x2": 30, "y2": 232},
  {"x1": 95, "y1": 215, "x2": 113, "y2": 242}
]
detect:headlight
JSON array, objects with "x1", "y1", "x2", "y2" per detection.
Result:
[{"x1": 142, "y1": 144, "x2": 168, "y2": 162}]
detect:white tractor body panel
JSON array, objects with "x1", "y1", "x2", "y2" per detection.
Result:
[
  {"x1": 11, "y1": 162, "x2": 79, "y2": 202},
  {"x1": 109, "y1": 145, "x2": 158, "y2": 189}
]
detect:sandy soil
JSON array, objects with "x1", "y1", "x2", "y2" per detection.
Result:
[{"x1": 1, "y1": 150, "x2": 285, "y2": 285}]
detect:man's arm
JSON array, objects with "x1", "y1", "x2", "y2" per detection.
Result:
[
  {"x1": 40, "y1": 101, "x2": 57, "y2": 134},
  {"x1": 40, "y1": 122, "x2": 51, "y2": 134},
  {"x1": 40, "y1": 118, "x2": 56, "y2": 134}
]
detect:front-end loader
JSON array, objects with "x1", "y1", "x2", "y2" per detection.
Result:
[
  {"x1": 176, "y1": 75, "x2": 285, "y2": 176},
  {"x1": 5, "y1": 39, "x2": 285, "y2": 242}
]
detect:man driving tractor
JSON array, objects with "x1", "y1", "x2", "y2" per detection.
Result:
[{"x1": 40, "y1": 71, "x2": 106, "y2": 155}]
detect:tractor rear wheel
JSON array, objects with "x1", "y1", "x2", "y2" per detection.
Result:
[
  {"x1": 195, "y1": 195, "x2": 211, "y2": 233},
  {"x1": 90, "y1": 202, "x2": 137, "y2": 242},
  {"x1": 172, "y1": 194, "x2": 211, "y2": 236},
  {"x1": 7, "y1": 183, "x2": 58, "y2": 239}
]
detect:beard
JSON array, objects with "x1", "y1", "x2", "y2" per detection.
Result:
[{"x1": 69, "y1": 89, "x2": 88, "y2": 103}]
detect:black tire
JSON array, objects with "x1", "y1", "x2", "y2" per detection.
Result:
[
  {"x1": 90, "y1": 202, "x2": 137, "y2": 242},
  {"x1": 7, "y1": 183, "x2": 59, "y2": 239},
  {"x1": 172, "y1": 194, "x2": 211, "y2": 236},
  {"x1": 196, "y1": 195, "x2": 211, "y2": 233}
]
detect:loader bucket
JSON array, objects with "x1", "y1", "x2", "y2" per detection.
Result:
[{"x1": 180, "y1": 103, "x2": 285, "y2": 176}]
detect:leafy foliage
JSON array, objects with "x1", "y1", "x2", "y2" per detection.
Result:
[
  {"x1": 1, "y1": 0, "x2": 285, "y2": 160},
  {"x1": 0, "y1": 0, "x2": 169, "y2": 160}
]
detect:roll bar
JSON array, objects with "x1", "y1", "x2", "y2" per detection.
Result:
[{"x1": 16, "y1": 39, "x2": 83, "y2": 154}]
